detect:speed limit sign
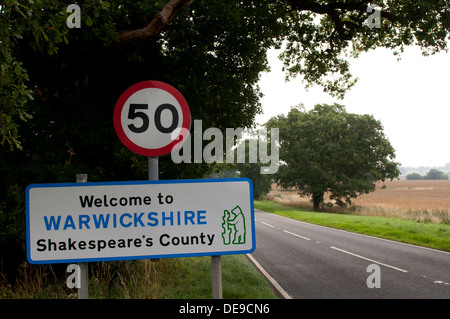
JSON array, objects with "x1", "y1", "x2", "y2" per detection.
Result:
[{"x1": 113, "y1": 81, "x2": 191, "y2": 157}]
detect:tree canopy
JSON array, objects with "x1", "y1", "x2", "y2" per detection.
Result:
[
  {"x1": 1, "y1": 0, "x2": 449, "y2": 150},
  {"x1": 267, "y1": 104, "x2": 400, "y2": 211}
]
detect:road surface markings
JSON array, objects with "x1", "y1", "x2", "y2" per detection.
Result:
[
  {"x1": 246, "y1": 254, "x2": 292, "y2": 299},
  {"x1": 330, "y1": 246, "x2": 408, "y2": 273},
  {"x1": 283, "y1": 230, "x2": 311, "y2": 241},
  {"x1": 258, "y1": 218, "x2": 408, "y2": 273},
  {"x1": 261, "y1": 221, "x2": 276, "y2": 228}
]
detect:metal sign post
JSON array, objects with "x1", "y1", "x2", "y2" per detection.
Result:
[
  {"x1": 148, "y1": 156, "x2": 159, "y2": 181},
  {"x1": 76, "y1": 174, "x2": 89, "y2": 299},
  {"x1": 148, "y1": 156, "x2": 159, "y2": 265},
  {"x1": 116, "y1": 80, "x2": 228, "y2": 299},
  {"x1": 212, "y1": 255, "x2": 222, "y2": 299}
]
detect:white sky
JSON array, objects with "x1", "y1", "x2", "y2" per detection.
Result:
[{"x1": 257, "y1": 45, "x2": 450, "y2": 168}]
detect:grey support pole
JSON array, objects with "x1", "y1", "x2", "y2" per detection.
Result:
[
  {"x1": 148, "y1": 157, "x2": 159, "y2": 181},
  {"x1": 77, "y1": 263, "x2": 89, "y2": 299},
  {"x1": 148, "y1": 157, "x2": 159, "y2": 263},
  {"x1": 76, "y1": 174, "x2": 89, "y2": 299},
  {"x1": 212, "y1": 255, "x2": 222, "y2": 299}
]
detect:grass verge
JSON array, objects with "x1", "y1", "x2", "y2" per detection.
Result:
[
  {"x1": 255, "y1": 200, "x2": 450, "y2": 252},
  {"x1": 1, "y1": 255, "x2": 278, "y2": 299},
  {"x1": 156, "y1": 255, "x2": 278, "y2": 299}
]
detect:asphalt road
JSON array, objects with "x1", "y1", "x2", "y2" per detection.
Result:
[{"x1": 250, "y1": 209, "x2": 450, "y2": 299}]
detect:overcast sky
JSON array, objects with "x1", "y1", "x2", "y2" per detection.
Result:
[{"x1": 257, "y1": 45, "x2": 450, "y2": 168}]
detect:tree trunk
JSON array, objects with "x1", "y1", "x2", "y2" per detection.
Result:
[{"x1": 312, "y1": 192, "x2": 324, "y2": 212}]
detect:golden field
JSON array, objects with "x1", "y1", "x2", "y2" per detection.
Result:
[{"x1": 265, "y1": 180, "x2": 450, "y2": 224}]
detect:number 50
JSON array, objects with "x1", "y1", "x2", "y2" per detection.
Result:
[{"x1": 128, "y1": 103, "x2": 179, "y2": 134}]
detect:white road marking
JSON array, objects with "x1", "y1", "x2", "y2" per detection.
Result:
[
  {"x1": 283, "y1": 230, "x2": 311, "y2": 241},
  {"x1": 330, "y1": 246, "x2": 408, "y2": 273},
  {"x1": 261, "y1": 221, "x2": 275, "y2": 228},
  {"x1": 246, "y1": 254, "x2": 292, "y2": 299}
]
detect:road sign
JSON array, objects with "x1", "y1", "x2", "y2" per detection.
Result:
[
  {"x1": 113, "y1": 81, "x2": 191, "y2": 157},
  {"x1": 26, "y1": 178, "x2": 254, "y2": 264}
]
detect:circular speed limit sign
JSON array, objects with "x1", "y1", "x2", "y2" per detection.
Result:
[{"x1": 113, "y1": 81, "x2": 191, "y2": 157}]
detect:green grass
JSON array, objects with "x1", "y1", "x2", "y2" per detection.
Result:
[
  {"x1": 255, "y1": 200, "x2": 450, "y2": 252},
  {"x1": 2, "y1": 255, "x2": 278, "y2": 299},
  {"x1": 157, "y1": 255, "x2": 278, "y2": 299}
]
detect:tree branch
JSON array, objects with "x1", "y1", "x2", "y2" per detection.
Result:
[
  {"x1": 285, "y1": 0, "x2": 394, "y2": 41},
  {"x1": 118, "y1": 0, "x2": 193, "y2": 44}
]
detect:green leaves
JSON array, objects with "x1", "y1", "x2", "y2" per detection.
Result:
[
  {"x1": 0, "y1": 0, "x2": 71, "y2": 149},
  {"x1": 279, "y1": 0, "x2": 449, "y2": 97}
]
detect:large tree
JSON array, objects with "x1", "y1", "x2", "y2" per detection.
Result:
[{"x1": 267, "y1": 104, "x2": 400, "y2": 211}]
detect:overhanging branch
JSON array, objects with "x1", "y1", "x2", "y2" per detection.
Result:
[{"x1": 118, "y1": 0, "x2": 193, "y2": 44}]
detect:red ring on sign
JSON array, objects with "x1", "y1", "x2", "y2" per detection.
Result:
[{"x1": 113, "y1": 81, "x2": 191, "y2": 157}]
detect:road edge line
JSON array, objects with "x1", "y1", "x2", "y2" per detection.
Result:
[{"x1": 246, "y1": 254, "x2": 292, "y2": 299}]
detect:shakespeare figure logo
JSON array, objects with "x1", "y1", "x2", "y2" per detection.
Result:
[{"x1": 222, "y1": 205, "x2": 246, "y2": 245}]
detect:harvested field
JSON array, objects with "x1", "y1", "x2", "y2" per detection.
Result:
[
  {"x1": 265, "y1": 180, "x2": 450, "y2": 224},
  {"x1": 353, "y1": 180, "x2": 450, "y2": 210}
]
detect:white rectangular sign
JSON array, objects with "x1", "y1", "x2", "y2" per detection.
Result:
[{"x1": 26, "y1": 178, "x2": 254, "y2": 264}]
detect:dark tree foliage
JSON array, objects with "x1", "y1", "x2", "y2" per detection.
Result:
[{"x1": 0, "y1": 0, "x2": 287, "y2": 272}]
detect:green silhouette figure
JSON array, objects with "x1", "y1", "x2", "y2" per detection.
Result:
[
  {"x1": 222, "y1": 210, "x2": 232, "y2": 245},
  {"x1": 222, "y1": 205, "x2": 246, "y2": 245}
]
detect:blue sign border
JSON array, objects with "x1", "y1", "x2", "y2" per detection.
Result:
[{"x1": 26, "y1": 178, "x2": 255, "y2": 264}]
